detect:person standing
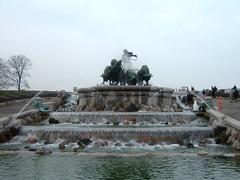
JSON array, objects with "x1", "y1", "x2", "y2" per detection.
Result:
[
  {"x1": 202, "y1": 89, "x2": 206, "y2": 98},
  {"x1": 232, "y1": 85, "x2": 239, "y2": 102},
  {"x1": 211, "y1": 86, "x2": 217, "y2": 98}
]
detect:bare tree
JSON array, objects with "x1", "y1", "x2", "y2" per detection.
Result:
[
  {"x1": 0, "y1": 58, "x2": 9, "y2": 89},
  {"x1": 7, "y1": 55, "x2": 32, "y2": 91}
]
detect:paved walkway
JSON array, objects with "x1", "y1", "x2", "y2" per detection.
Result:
[
  {"x1": 0, "y1": 100, "x2": 32, "y2": 118},
  {"x1": 212, "y1": 98, "x2": 240, "y2": 121},
  {"x1": 0, "y1": 98, "x2": 56, "y2": 118}
]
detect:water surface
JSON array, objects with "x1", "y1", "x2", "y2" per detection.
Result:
[{"x1": 0, "y1": 146, "x2": 240, "y2": 180}]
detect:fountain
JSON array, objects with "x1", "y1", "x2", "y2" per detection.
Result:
[
  {"x1": 1, "y1": 49, "x2": 239, "y2": 180},
  {"x1": 13, "y1": 50, "x2": 215, "y2": 148}
]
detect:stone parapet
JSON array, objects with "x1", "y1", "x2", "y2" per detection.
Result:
[
  {"x1": 207, "y1": 109, "x2": 240, "y2": 150},
  {"x1": 77, "y1": 86, "x2": 174, "y2": 112}
]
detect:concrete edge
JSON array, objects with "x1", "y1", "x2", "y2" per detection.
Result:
[{"x1": 207, "y1": 109, "x2": 240, "y2": 130}]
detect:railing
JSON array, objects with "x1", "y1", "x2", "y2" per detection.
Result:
[{"x1": 189, "y1": 91, "x2": 213, "y2": 110}]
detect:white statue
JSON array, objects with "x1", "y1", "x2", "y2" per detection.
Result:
[{"x1": 121, "y1": 49, "x2": 137, "y2": 72}]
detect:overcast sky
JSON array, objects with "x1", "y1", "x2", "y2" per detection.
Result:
[{"x1": 0, "y1": 0, "x2": 240, "y2": 91}]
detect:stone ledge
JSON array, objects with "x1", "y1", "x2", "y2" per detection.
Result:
[
  {"x1": 207, "y1": 109, "x2": 240, "y2": 130},
  {"x1": 78, "y1": 86, "x2": 173, "y2": 93},
  {"x1": 207, "y1": 109, "x2": 240, "y2": 150},
  {"x1": 0, "y1": 110, "x2": 44, "y2": 143}
]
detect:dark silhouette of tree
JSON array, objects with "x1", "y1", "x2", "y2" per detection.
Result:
[
  {"x1": 7, "y1": 55, "x2": 32, "y2": 91},
  {"x1": 0, "y1": 58, "x2": 9, "y2": 89}
]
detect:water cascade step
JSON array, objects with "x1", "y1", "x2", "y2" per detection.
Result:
[
  {"x1": 49, "y1": 112, "x2": 196, "y2": 124},
  {"x1": 20, "y1": 125, "x2": 214, "y2": 144}
]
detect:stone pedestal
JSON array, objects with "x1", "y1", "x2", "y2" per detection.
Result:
[{"x1": 77, "y1": 86, "x2": 174, "y2": 112}]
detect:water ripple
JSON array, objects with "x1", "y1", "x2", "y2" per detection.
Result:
[{"x1": 0, "y1": 153, "x2": 240, "y2": 180}]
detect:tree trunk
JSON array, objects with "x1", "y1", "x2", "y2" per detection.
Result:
[
  {"x1": 18, "y1": 84, "x2": 21, "y2": 92},
  {"x1": 18, "y1": 77, "x2": 21, "y2": 92}
]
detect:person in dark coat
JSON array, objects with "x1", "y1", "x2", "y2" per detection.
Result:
[
  {"x1": 232, "y1": 85, "x2": 239, "y2": 102},
  {"x1": 211, "y1": 86, "x2": 217, "y2": 98}
]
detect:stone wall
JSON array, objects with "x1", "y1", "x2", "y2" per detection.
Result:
[
  {"x1": 207, "y1": 109, "x2": 240, "y2": 150},
  {"x1": 77, "y1": 86, "x2": 174, "y2": 112},
  {"x1": 0, "y1": 110, "x2": 48, "y2": 143},
  {"x1": 226, "y1": 126, "x2": 240, "y2": 150}
]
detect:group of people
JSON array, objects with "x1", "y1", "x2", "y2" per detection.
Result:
[
  {"x1": 204, "y1": 85, "x2": 239, "y2": 102},
  {"x1": 189, "y1": 85, "x2": 239, "y2": 102},
  {"x1": 178, "y1": 85, "x2": 240, "y2": 109},
  {"x1": 200, "y1": 86, "x2": 217, "y2": 99},
  {"x1": 178, "y1": 85, "x2": 239, "y2": 105}
]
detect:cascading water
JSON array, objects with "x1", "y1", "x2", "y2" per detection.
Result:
[
  {"x1": 175, "y1": 95, "x2": 191, "y2": 111},
  {"x1": 0, "y1": 86, "x2": 218, "y2": 154},
  {"x1": 20, "y1": 125, "x2": 214, "y2": 144},
  {"x1": 0, "y1": 86, "x2": 221, "y2": 155},
  {"x1": 49, "y1": 111, "x2": 197, "y2": 124}
]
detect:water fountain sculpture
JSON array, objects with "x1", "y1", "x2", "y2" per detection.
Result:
[
  {"x1": 76, "y1": 50, "x2": 172, "y2": 112},
  {"x1": 42, "y1": 50, "x2": 214, "y2": 147},
  {"x1": 1, "y1": 50, "x2": 216, "y2": 155},
  {"x1": 32, "y1": 97, "x2": 52, "y2": 113},
  {"x1": 101, "y1": 49, "x2": 152, "y2": 86}
]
